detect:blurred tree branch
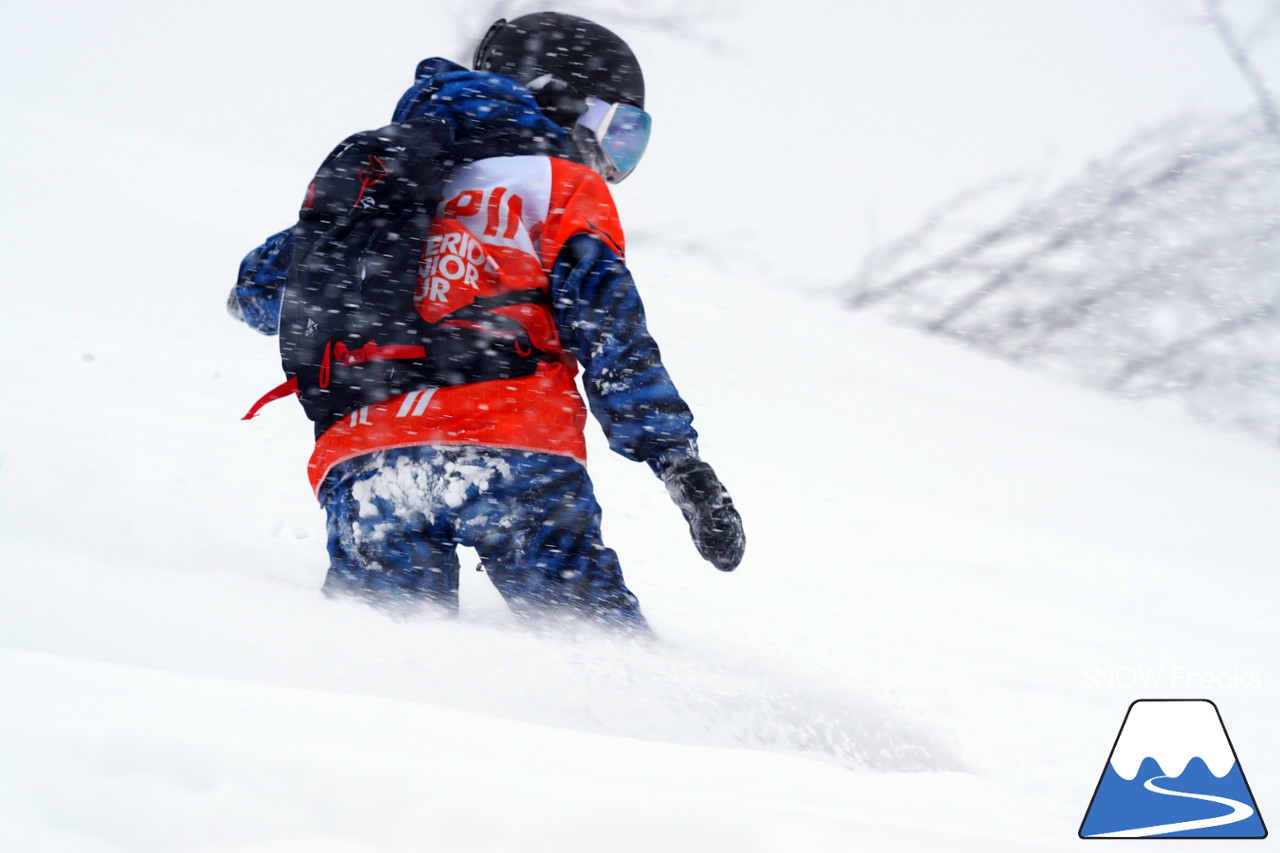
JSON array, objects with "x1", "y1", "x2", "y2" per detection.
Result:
[
  {"x1": 1204, "y1": 0, "x2": 1280, "y2": 143},
  {"x1": 842, "y1": 2, "x2": 1280, "y2": 445},
  {"x1": 845, "y1": 111, "x2": 1280, "y2": 443}
]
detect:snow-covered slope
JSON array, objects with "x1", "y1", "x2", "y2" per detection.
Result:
[{"x1": 3, "y1": 3, "x2": 1276, "y2": 851}]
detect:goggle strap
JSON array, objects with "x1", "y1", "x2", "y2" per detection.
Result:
[
  {"x1": 576, "y1": 98, "x2": 616, "y2": 135},
  {"x1": 473, "y1": 19, "x2": 508, "y2": 70}
]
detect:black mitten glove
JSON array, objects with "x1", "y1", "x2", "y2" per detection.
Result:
[{"x1": 660, "y1": 457, "x2": 745, "y2": 571}]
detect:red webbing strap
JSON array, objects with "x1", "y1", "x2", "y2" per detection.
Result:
[
  {"x1": 242, "y1": 341, "x2": 429, "y2": 421},
  {"x1": 242, "y1": 376, "x2": 299, "y2": 420},
  {"x1": 332, "y1": 342, "x2": 427, "y2": 365}
]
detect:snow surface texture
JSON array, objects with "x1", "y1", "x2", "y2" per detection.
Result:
[{"x1": 3, "y1": 1, "x2": 1278, "y2": 851}]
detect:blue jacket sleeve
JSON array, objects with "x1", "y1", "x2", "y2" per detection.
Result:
[
  {"x1": 550, "y1": 233, "x2": 699, "y2": 475},
  {"x1": 228, "y1": 227, "x2": 292, "y2": 336}
]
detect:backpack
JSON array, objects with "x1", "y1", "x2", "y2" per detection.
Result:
[{"x1": 244, "y1": 117, "x2": 551, "y2": 435}]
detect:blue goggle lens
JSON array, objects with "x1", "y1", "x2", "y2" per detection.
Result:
[{"x1": 599, "y1": 104, "x2": 651, "y2": 175}]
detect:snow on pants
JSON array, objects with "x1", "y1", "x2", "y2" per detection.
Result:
[{"x1": 317, "y1": 445, "x2": 647, "y2": 628}]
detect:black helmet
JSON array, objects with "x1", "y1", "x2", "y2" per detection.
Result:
[
  {"x1": 473, "y1": 13, "x2": 650, "y2": 183},
  {"x1": 473, "y1": 12, "x2": 645, "y2": 112}
]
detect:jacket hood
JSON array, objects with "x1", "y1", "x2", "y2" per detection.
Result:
[{"x1": 392, "y1": 58, "x2": 568, "y2": 162}]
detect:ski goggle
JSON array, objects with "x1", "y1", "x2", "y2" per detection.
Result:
[{"x1": 576, "y1": 97, "x2": 652, "y2": 183}]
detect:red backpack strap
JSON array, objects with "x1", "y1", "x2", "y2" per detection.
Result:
[{"x1": 242, "y1": 376, "x2": 299, "y2": 420}]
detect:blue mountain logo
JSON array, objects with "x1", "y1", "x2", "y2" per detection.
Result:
[{"x1": 1080, "y1": 699, "x2": 1266, "y2": 838}]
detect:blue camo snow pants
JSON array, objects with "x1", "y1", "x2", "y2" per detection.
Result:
[{"x1": 317, "y1": 445, "x2": 647, "y2": 628}]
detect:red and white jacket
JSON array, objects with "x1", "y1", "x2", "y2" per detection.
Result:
[{"x1": 304, "y1": 155, "x2": 624, "y2": 494}]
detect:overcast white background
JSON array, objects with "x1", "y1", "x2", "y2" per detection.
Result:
[{"x1": 5, "y1": 0, "x2": 1274, "y2": 281}]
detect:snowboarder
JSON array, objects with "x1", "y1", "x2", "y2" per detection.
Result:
[{"x1": 229, "y1": 12, "x2": 744, "y2": 631}]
